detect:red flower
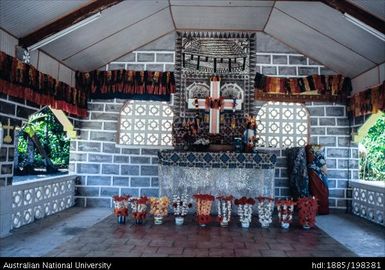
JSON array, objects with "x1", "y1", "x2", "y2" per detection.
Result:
[
  {"x1": 216, "y1": 195, "x2": 234, "y2": 201},
  {"x1": 193, "y1": 194, "x2": 215, "y2": 201},
  {"x1": 235, "y1": 196, "x2": 255, "y2": 205},
  {"x1": 197, "y1": 214, "x2": 211, "y2": 225}
]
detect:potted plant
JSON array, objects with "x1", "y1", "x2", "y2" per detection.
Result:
[
  {"x1": 297, "y1": 196, "x2": 318, "y2": 229},
  {"x1": 149, "y1": 196, "x2": 169, "y2": 225},
  {"x1": 172, "y1": 193, "x2": 192, "y2": 225},
  {"x1": 276, "y1": 198, "x2": 296, "y2": 229},
  {"x1": 234, "y1": 197, "x2": 255, "y2": 228},
  {"x1": 129, "y1": 196, "x2": 149, "y2": 224},
  {"x1": 216, "y1": 195, "x2": 233, "y2": 227},
  {"x1": 112, "y1": 195, "x2": 130, "y2": 224},
  {"x1": 193, "y1": 194, "x2": 215, "y2": 227},
  {"x1": 256, "y1": 196, "x2": 274, "y2": 228}
]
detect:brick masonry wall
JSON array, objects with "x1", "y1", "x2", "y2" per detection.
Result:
[
  {"x1": 1, "y1": 34, "x2": 359, "y2": 210},
  {"x1": 73, "y1": 35, "x2": 355, "y2": 209},
  {"x1": 0, "y1": 94, "x2": 40, "y2": 186},
  {"x1": 255, "y1": 102, "x2": 355, "y2": 209},
  {"x1": 72, "y1": 50, "x2": 174, "y2": 208}
]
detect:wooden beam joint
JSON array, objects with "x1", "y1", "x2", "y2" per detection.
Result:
[{"x1": 19, "y1": 0, "x2": 122, "y2": 48}]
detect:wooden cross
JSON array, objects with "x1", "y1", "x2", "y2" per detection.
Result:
[
  {"x1": 3, "y1": 118, "x2": 14, "y2": 144},
  {"x1": 187, "y1": 78, "x2": 242, "y2": 134}
]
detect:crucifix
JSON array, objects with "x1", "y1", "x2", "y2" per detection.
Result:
[
  {"x1": 187, "y1": 77, "x2": 243, "y2": 134},
  {"x1": 3, "y1": 118, "x2": 14, "y2": 144}
]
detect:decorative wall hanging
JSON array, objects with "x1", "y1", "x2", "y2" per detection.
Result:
[
  {"x1": 185, "y1": 76, "x2": 243, "y2": 134},
  {"x1": 173, "y1": 32, "x2": 256, "y2": 147},
  {"x1": 254, "y1": 72, "x2": 351, "y2": 103},
  {"x1": 76, "y1": 70, "x2": 175, "y2": 101},
  {"x1": 0, "y1": 51, "x2": 88, "y2": 118},
  {"x1": 348, "y1": 81, "x2": 385, "y2": 117},
  {"x1": 2, "y1": 118, "x2": 14, "y2": 144}
]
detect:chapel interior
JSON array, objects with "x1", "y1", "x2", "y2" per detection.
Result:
[{"x1": 0, "y1": 0, "x2": 384, "y2": 259}]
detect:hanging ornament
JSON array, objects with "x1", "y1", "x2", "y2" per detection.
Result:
[
  {"x1": 204, "y1": 113, "x2": 209, "y2": 123},
  {"x1": 231, "y1": 116, "x2": 237, "y2": 129}
]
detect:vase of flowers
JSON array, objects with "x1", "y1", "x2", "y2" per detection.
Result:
[
  {"x1": 276, "y1": 198, "x2": 296, "y2": 229},
  {"x1": 256, "y1": 196, "x2": 274, "y2": 228},
  {"x1": 112, "y1": 195, "x2": 130, "y2": 224},
  {"x1": 172, "y1": 193, "x2": 192, "y2": 225},
  {"x1": 193, "y1": 194, "x2": 215, "y2": 226},
  {"x1": 216, "y1": 195, "x2": 233, "y2": 227},
  {"x1": 297, "y1": 196, "x2": 318, "y2": 230},
  {"x1": 234, "y1": 197, "x2": 255, "y2": 228},
  {"x1": 129, "y1": 196, "x2": 149, "y2": 225},
  {"x1": 149, "y1": 196, "x2": 169, "y2": 225}
]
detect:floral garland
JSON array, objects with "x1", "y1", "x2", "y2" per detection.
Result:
[
  {"x1": 234, "y1": 197, "x2": 255, "y2": 224},
  {"x1": 216, "y1": 195, "x2": 233, "y2": 225},
  {"x1": 193, "y1": 194, "x2": 215, "y2": 225},
  {"x1": 256, "y1": 196, "x2": 274, "y2": 227},
  {"x1": 172, "y1": 193, "x2": 192, "y2": 217},
  {"x1": 112, "y1": 195, "x2": 130, "y2": 216},
  {"x1": 149, "y1": 196, "x2": 170, "y2": 217},
  {"x1": 129, "y1": 196, "x2": 149, "y2": 221},
  {"x1": 276, "y1": 199, "x2": 296, "y2": 225},
  {"x1": 297, "y1": 196, "x2": 318, "y2": 228}
]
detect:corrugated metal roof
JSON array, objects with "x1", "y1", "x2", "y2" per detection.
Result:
[{"x1": 0, "y1": 0, "x2": 92, "y2": 38}]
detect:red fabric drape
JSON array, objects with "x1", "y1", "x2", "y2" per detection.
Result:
[{"x1": 0, "y1": 51, "x2": 88, "y2": 118}]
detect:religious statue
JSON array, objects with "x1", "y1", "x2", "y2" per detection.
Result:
[{"x1": 242, "y1": 114, "x2": 258, "y2": 152}]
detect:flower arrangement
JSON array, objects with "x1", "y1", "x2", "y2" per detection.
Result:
[
  {"x1": 216, "y1": 195, "x2": 233, "y2": 227},
  {"x1": 112, "y1": 195, "x2": 130, "y2": 224},
  {"x1": 172, "y1": 193, "x2": 192, "y2": 225},
  {"x1": 276, "y1": 198, "x2": 296, "y2": 229},
  {"x1": 297, "y1": 196, "x2": 318, "y2": 229},
  {"x1": 129, "y1": 196, "x2": 149, "y2": 224},
  {"x1": 149, "y1": 196, "x2": 170, "y2": 224},
  {"x1": 234, "y1": 197, "x2": 256, "y2": 228},
  {"x1": 256, "y1": 196, "x2": 275, "y2": 228},
  {"x1": 193, "y1": 194, "x2": 215, "y2": 226},
  {"x1": 172, "y1": 194, "x2": 193, "y2": 217}
]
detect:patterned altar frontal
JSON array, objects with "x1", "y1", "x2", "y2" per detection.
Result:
[{"x1": 158, "y1": 150, "x2": 276, "y2": 199}]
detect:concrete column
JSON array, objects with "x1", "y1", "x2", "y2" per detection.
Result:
[{"x1": 0, "y1": 185, "x2": 13, "y2": 237}]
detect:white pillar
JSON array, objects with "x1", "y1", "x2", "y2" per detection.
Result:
[{"x1": 0, "y1": 185, "x2": 13, "y2": 237}]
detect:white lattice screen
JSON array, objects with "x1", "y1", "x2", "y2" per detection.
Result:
[
  {"x1": 256, "y1": 101, "x2": 309, "y2": 148},
  {"x1": 119, "y1": 100, "x2": 174, "y2": 146}
]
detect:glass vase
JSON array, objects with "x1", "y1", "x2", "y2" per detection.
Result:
[
  {"x1": 154, "y1": 216, "x2": 163, "y2": 225},
  {"x1": 175, "y1": 216, "x2": 184, "y2": 225},
  {"x1": 241, "y1": 221, "x2": 250, "y2": 228},
  {"x1": 117, "y1": 215, "x2": 126, "y2": 224}
]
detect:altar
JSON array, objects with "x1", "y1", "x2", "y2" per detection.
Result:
[{"x1": 158, "y1": 150, "x2": 276, "y2": 199}]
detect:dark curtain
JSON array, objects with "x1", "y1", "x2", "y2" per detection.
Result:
[
  {"x1": 286, "y1": 147, "x2": 309, "y2": 199},
  {"x1": 305, "y1": 144, "x2": 329, "y2": 215}
]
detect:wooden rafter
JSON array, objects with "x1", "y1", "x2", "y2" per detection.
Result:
[
  {"x1": 320, "y1": 0, "x2": 385, "y2": 34},
  {"x1": 19, "y1": 0, "x2": 123, "y2": 48},
  {"x1": 274, "y1": 0, "x2": 385, "y2": 34}
]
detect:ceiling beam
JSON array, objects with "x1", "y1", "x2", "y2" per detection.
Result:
[
  {"x1": 320, "y1": 0, "x2": 385, "y2": 34},
  {"x1": 19, "y1": 0, "x2": 123, "y2": 48}
]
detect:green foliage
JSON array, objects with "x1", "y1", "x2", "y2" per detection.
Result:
[
  {"x1": 17, "y1": 108, "x2": 70, "y2": 171},
  {"x1": 359, "y1": 114, "x2": 385, "y2": 181}
]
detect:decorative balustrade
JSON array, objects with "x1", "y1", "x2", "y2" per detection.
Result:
[
  {"x1": 10, "y1": 175, "x2": 76, "y2": 229},
  {"x1": 350, "y1": 180, "x2": 384, "y2": 226}
]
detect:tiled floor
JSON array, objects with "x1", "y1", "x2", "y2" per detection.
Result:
[{"x1": 41, "y1": 213, "x2": 356, "y2": 257}]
